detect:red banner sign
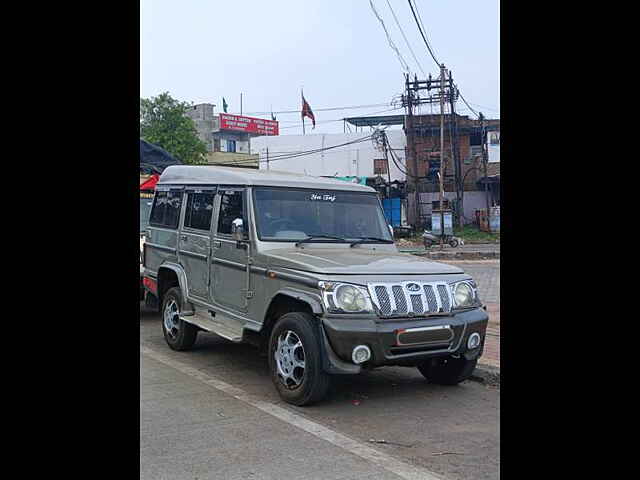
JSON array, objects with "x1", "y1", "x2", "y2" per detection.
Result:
[{"x1": 219, "y1": 113, "x2": 279, "y2": 136}]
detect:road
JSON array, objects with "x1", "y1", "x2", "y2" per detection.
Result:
[
  {"x1": 141, "y1": 276, "x2": 500, "y2": 480},
  {"x1": 439, "y1": 260, "x2": 500, "y2": 304}
]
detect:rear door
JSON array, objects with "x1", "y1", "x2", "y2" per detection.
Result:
[
  {"x1": 145, "y1": 187, "x2": 183, "y2": 274},
  {"x1": 178, "y1": 187, "x2": 216, "y2": 300}
]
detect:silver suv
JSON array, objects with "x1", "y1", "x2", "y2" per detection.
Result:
[{"x1": 142, "y1": 166, "x2": 488, "y2": 405}]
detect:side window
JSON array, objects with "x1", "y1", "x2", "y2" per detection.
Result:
[
  {"x1": 184, "y1": 191, "x2": 215, "y2": 231},
  {"x1": 217, "y1": 190, "x2": 244, "y2": 235},
  {"x1": 149, "y1": 190, "x2": 183, "y2": 229},
  {"x1": 149, "y1": 191, "x2": 167, "y2": 226}
]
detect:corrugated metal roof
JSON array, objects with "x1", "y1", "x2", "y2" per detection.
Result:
[{"x1": 158, "y1": 165, "x2": 375, "y2": 192}]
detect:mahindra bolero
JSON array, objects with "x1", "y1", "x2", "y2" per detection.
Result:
[{"x1": 142, "y1": 166, "x2": 488, "y2": 405}]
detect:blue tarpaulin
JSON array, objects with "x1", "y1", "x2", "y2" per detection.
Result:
[{"x1": 382, "y1": 198, "x2": 402, "y2": 227}]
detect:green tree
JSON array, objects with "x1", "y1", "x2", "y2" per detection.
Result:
[{"x1": 140, "y1": 92, "x2": 208, "y2": 164}]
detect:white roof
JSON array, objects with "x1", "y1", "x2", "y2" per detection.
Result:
[{"x1": 158, "y1": 165, "x2": 375, "y2": 192}]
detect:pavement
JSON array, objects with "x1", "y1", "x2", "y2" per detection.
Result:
[
  {"x1": 398, "y1": 243, "x2": 500, "y2": 260},
  {"x1": 141, "y1": 303, "x2": 500, "y2": 480},
  {"x1": 437, "y1": 260, "x2": 500, "y2": 371},
  {"x1": 140, "y1": 257, "x2": 500, "y2": 480}
]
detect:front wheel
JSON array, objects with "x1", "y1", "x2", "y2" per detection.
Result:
[
  {"x1": 423, "y1": 239, "x2": 434, "y2": 248},
  {"x1": 449, "y1": 238, "x2": 459, "y2": 248},
  {"x1": 417, "y1": 356, "x2": 477, "y2": 385},
  {"x1": 268, "y1": 312, "x2": 330, "y2": 406}
]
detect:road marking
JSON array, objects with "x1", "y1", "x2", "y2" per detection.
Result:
[{"x1": 141, "y1": 345, "x2": 443, "y2": 480}]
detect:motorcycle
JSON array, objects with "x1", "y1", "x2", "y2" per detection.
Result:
[{"x1": 422, "y1": 230, "x2": 464, "y2": 249}]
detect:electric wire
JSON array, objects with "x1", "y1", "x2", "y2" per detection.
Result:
[
  {"x1": 369, "y1": 0, "x2": 411, "y2": 73},
  {"x1": 241, "y1": 102, "x2": 390, "y2": 116},
  {"x1": 226, "y1": 135, "x2": 376, "y2": 166},
  {"x1": 412, "y1": 0, "x2": 440, "y2": 63},
  {"x1": 277, "y1": 106, "x2": 405, "y2": 130},
  {"x1": 407, "y1": 0, "x2": 440, "y2": 68},
  {"x1": 457, "y1": 90, "x2": 480, "y2": 118},
  {"x1": 384, "y1": 0, "x2": 426, "y2": 77}
]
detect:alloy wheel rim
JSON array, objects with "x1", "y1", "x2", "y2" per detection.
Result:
[
  {"x1": 275, "y1": 330, "x2": 306, "y2": 389},
  {"x1": 163, "y1": 299, "x2": 180, "y2": 339}
]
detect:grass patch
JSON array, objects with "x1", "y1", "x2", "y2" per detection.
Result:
[
  {"x1": 395, "y1": 224, "x2": 500, "y2": 246},
  {"x1": 454, "y1": 225, "x2": 500, "y2": 244}
]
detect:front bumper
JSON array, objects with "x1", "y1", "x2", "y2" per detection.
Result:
[{"x1": 321, "y1": 308, "x2": 488, "y2": 371}]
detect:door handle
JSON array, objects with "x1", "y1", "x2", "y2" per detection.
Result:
[
  {"x1": 180, "y1": 234, "x2": 188, "y2": 241},
  {"x1": 213, "y1": 241, "x2": 222, "y2": 248}
]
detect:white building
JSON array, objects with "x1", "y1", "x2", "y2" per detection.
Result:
[{"x1": 251, "y1": 129, "x2": 407, "y2": 181}]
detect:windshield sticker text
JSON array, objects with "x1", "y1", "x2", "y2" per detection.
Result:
[{"x1": 310, "y1": 194, "x2": 336, "y2": 202}]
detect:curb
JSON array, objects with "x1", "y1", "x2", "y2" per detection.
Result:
[
  {"x1": 470, "y1": 363, "x2": 500, "y2": 388},
  {"x1": 415, "y1": 251, "x2": 500, "y2": 260}
]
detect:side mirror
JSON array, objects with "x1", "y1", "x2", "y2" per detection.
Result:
[{"x1": 231, "y1": 218, "x2": 246, "y2": 241}]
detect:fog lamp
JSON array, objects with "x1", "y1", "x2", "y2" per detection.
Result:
[
  {"x1": 467, "y1": 332, "x2": 481, "y2": 349},
  {"x1": 352, "y1": 345, "x2": 371, "y2": 364}
]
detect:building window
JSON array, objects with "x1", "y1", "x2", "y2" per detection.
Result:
[
  {"x1": 374, "y1": 158, "x2": 388, "y2": 175},
  {"x1": 227, "y1": 140, "x2": 236, "y2": 153}
]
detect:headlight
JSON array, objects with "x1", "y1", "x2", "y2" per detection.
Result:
[
  {"x1": 320, "y1": 282, "x2": 374, "y2": 314},
  {"x1": 450, "y1": 281, "x2": 479, "y2": 308}
]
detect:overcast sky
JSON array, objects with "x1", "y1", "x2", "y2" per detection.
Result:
[{"x1": 140, "y1": 0, "x2": 499, "y2": 135}]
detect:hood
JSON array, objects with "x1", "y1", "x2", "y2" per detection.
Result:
[{"x1": 265, "y1": 247, "x2": 463, "y2": 275}]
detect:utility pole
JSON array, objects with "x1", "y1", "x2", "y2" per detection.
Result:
[
  {"x1": 480, "y1": 112, "x2": 491, "y2": 233},
  {"x1": 448, "y1": 72, "x2": 463, "y2": 229},
  {"x1": 404, "y1": 73, "x2": 419, "y2": 228},
  {"x1": 402, "y1": 69, "x2": 460, "y2": 233},
  {"x1": 438, "y1": 64, "x2": 446, "y2": 250},
  {"x1": 382, "y1": 131, "x2": 393, "y2": 226}
]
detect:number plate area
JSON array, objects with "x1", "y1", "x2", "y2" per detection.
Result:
[{"x1": 395, "y1": 325, "x2": 454, "y2": 346}]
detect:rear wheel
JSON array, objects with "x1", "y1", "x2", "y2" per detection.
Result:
[
  {"x1": 424, "y1": 239, "x2": 433, "y2": 248},
  {"x1": 268, "y1": 312, "x2": 330, "y2": 406},
  {"x1": 161, "y1": 287, "x2": 198, "y2": 351},
  {"x1": 449, "y1": 238, "x2": 459, "y2": 248},
  {"x1": 417, "y1": 356, "x2": 477, "y2": 385}
]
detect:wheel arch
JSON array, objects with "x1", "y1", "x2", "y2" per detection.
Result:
[
  {"x1": 157, "y1": 263, "x2": 194, "y2": 314},
  {"x1": 258, "y1": 289, "x2": 324, "y2": 351}
]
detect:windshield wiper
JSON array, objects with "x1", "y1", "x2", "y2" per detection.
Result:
[
  {"x1": 349, "y1": 237, "x2": 395, "y2": 247},
  {"x1": 295, "y1": 235, "x2": 347, "y2": 247}
]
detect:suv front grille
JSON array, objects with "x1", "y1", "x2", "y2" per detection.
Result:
[{"x1": 368, "y1": 282, "x2": 453, "y2": 317}]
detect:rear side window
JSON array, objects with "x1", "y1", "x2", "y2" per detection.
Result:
[
  {"x1": 184, "y1": 191, "x2": 215, "y2": 231},
  {"x1": 217, "y1": 190, "x2": 244, "y2": 235},
  {"x1": 149, "y1": 190, "x2": 183, "y2": 229}
]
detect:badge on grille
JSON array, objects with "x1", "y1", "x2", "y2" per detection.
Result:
[{"x1": 406, "y1": 283, "x2": 421, "y2": 292}]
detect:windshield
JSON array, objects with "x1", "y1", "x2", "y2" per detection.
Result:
[
  {"x1": 140, "y1": 195, "x2": 154, "y2": 232},
  {"x1": 254, "y1": 188, "x2": 393, "y2": 242}
]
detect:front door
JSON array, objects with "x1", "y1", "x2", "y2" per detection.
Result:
[
  {"x1": 211, "y1": 188, "x2": 249, "y2": 312},
  {"x1": 179, "y1": 188, "x2": 216, "y2": 299}
]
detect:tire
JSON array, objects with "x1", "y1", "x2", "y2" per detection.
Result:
[
  {"x1": 424, "y1": 239, "x2": 433, "y2": 248},
  {"x1": 268, "y1": 312, "x2": 330, "y2": 406},
  {"x1": 417, "y1": 356, "x2": 477, "y2": 385},
  {"x1": 161, "y1": 287, "x2": 198, "y2": 351},
  {"x1": 449, "y1": 238, "x2": 459, "y2": 248}
]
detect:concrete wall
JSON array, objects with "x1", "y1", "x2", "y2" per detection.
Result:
[
  {"x1": 206, "y1": 152, "x2": 258, "y2": 168},
  {"x1": 251, "y1": 130, "x2": 407, "y2": 181},
  {"x1": 407, "y1": 191, "x2": 493, "y2": 226}
]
